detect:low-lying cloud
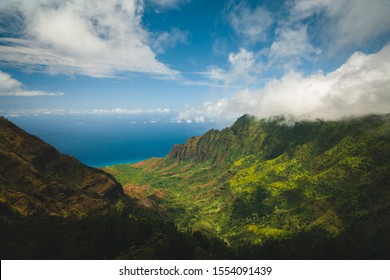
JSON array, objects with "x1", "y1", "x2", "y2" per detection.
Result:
[
  {"x1": 181, "y1": 45, "x2": 390, "y2": 123},
  {"x1": 3, "y1": 107, "x2": 171, "y2": 117},
  {"x1": 0, "y1": 71, "x2": 62, "y2": 96}
]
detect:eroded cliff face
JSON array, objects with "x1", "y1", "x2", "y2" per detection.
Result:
[
  {"x1": 167, "y1": 114, "x2": 390, "y2": 166},
  {"x1": 168, "y1": 136, "x2": 202, "y2": 161},
  {"x1": 167, "y1": 115, "x2": 259, "y2": 164},
  {"x1": 0, "y1": 117, "x2": 124, "y2": 218}
]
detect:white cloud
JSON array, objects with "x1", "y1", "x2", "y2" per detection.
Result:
[
  {"x1": 293, "y1": 0, "x2": 390, "y2": 52},
  {"x1": 0, "y1": 71, "x2": 62, "y2": 96},
  {"x1": 3, "y1": 107, "x2": 171, "y2": 117},
  {"x1": 204, "y1": 9, "x2": 322, "y2": 86},
  {"x1": 184, "y1": 45, "x2": 390, "y2": 122},
  {"x1": 0, "y1": 0, "x2": 178, "y2": 78},
  {"x1": 228, "y1": 2, "x2": 273, "y2": 43},
  {"x1": 151, "y1": 28, "x2": 188, "y2": 53},
  {"x1": 269, "y1": 25, "x2": 321, "y2": 64},
  {"x1": 204, "y1": 48, "x2": 257, "y2": 85},
  {"x1": 146, "y1": 0, "x2": 190, "y2": 9},
  {"x1": 174, "y1": 110, "x2": 206, "y2": 124},
  {"x1": 214, "y1": 0, "x2": 390, "y2": 81},
  {"x1": 194, "y1": 115, "x2": 205, "y2": 123}
]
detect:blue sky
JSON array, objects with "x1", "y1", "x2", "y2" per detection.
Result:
[{"x1": 1, "y1": 0, "x2": 390, "y2": 124}]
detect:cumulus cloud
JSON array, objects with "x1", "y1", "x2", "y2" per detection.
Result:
[
  {"x1": 0, "y1": 71, "x2": 62, "y2": 96},
  {"x1": 0, "y1": 0, "x2": 178, "y2": 78},
  {"x1": 205, "y1": 6, "x2": 322, "y2": 86},
  {"x1": 184, "y1": 45, "x2": 390, "y2": 122},
  {"x1": 293, "y1": 0, "x2": 390, "y2": 52},
  {"x1": 228, "y1": 2, "x2": 273, "y2": 43},
  {"x1": 204, "y1": 48, "x2": 257, "y2": 85},
  {"x1": 174, "y1": 110, "x2": 206, "y2": 124},
  {"x1": 214, "y1": 0, "x2": 390, "y2": 83}
]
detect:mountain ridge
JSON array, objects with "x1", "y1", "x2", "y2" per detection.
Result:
[
  {"x1": 167, "y1": 113, "x2": 390, "y2": 164},
  {"x1": 0, "y1": 116, "x2": 126, "y2": 218},
  {"x1": 106, "y1": 113, "x2": 390, "y2": 257}
]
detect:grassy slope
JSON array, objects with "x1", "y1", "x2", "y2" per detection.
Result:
[{"x1": 105, "y1": 114, "x2": 390, "y2": 253}]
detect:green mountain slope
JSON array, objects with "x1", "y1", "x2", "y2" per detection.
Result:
[
  {"x1": 2, "y1": 114, "x2": 389, "y2": 259},
  {"x1": 0, "y1": 117, "x2": 232, "y2": 259},
  {"x1": 106, "y1": 114, "x2": 390, "y2": 258},
  {"x1": 0, "y1": 116, "x2": 125, "y2": 218}
]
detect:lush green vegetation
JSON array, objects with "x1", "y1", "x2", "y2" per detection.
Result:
[
  {"x1": 2, "y1": 114, "x2": 390, "y2": 259},
  {"x1": 105, "y1": 114, "x2": 390, "y2": 258},
  {"x1": 0, "y1": 116, "x2": 231, "y2": 259}
]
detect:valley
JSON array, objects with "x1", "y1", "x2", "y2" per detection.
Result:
[
  {"x1": 1, "y1": 114, "x2": 390, "y2": 259},
  {"x1": 105, "y1": 114, "x2": 390, "y2": 257}
]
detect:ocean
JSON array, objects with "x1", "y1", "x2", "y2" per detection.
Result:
[{"x1": 9, "y1": 115, "x2": 214, "y2": 167}]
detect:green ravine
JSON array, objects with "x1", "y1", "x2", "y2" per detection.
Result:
[
  {"x1": 1, "y1": 114, "x2": 390, "y2": 259},
  {"x1": 104, "y1": 114, "x2": 390, "y2": 251}
]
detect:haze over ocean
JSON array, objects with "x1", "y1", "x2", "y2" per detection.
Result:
[{"x1": 9, "y1": 116, "x2": 212, "y2": 167}]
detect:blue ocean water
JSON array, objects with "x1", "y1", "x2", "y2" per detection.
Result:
[{"x1": 9, "y1": 115, "x2": 213, "y2": 167}]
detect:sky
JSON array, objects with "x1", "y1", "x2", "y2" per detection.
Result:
[{"x1": 1, "y1": 0, "x2": 390, "y2": 125}]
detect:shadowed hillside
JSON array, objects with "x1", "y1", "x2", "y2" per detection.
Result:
[
  {"x1": 0, "y1": 116, "x2": 125, "y2": 218},
  {"x1": 0, "y1": 117, "x2": 232, "y2": 259}
]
